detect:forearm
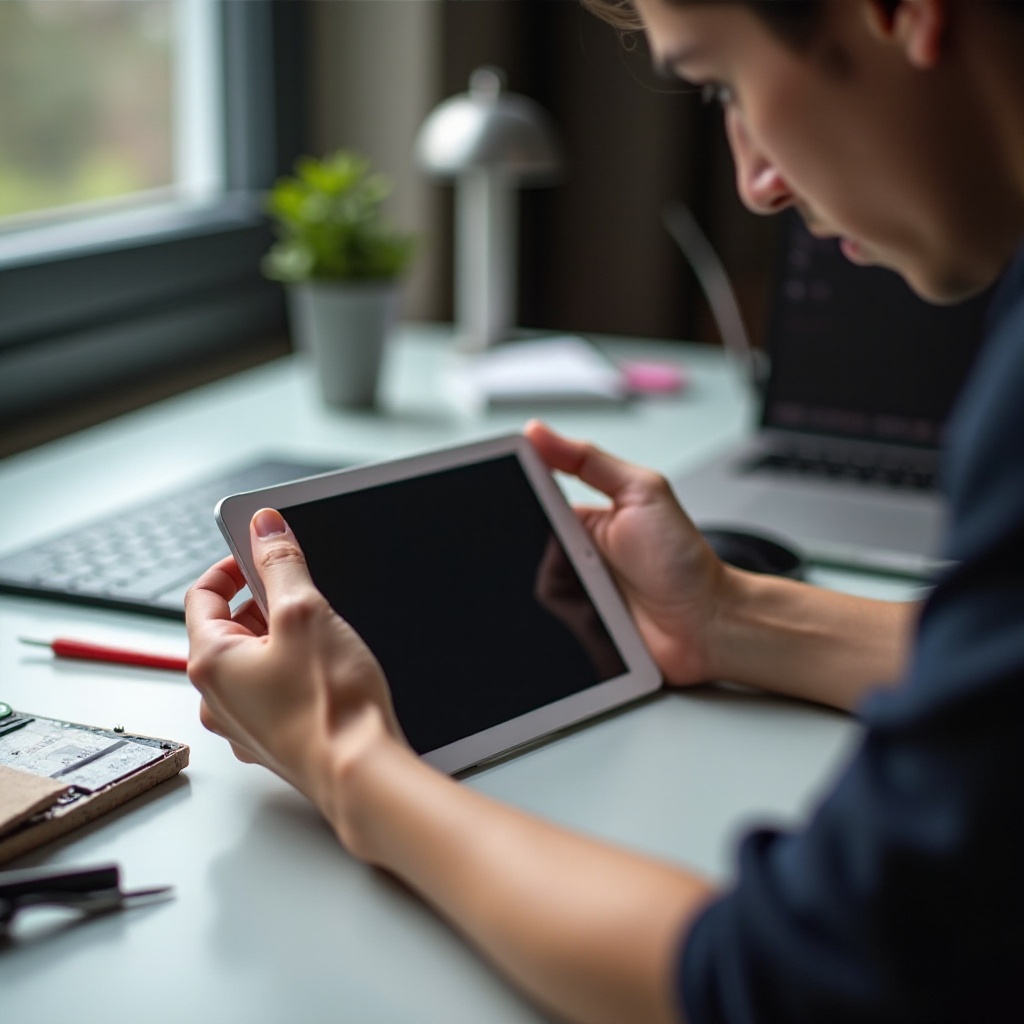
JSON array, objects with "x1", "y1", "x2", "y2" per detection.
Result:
[
  {"x1": 710, "y1": 568, "x2": 920, "y2": 710},
  {"x1": 333, "y1": 733, "x2": 715, "y2": 1024}
]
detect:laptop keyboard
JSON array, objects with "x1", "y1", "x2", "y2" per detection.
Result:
[
  {"x1": 0, "y1": 456, "x2": 341, "y2": 619},
  {"x1": 746, "y1": 448, "x2": 938, "y2": 491}
]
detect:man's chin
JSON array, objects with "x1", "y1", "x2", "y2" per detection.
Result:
[{"x1": 899, "y1": 264, "x2": 992, "y2": 306}]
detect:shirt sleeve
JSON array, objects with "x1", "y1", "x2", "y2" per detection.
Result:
[{"x1": 678, "y1": 295, "x2": 1024, "y2": 1024}]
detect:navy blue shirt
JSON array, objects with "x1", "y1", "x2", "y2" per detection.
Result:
[{"x1": 679, "y1": 252, "x2": 1024, "y2": 1023}]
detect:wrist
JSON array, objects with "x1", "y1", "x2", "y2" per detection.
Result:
[
  {"x1": 703, "y1": 566, "x2": 804, "y2": 686},
  {"x1": 704, "y1": 566, "x2": 911, "y2": 709},
  {"x1": 318, "y1": 708, "x2": 420, "y2": 863}
]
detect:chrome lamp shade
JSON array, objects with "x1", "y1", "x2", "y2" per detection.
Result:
[{"x1": 416, "y1": 67, "x2": 562, "y2": 352}]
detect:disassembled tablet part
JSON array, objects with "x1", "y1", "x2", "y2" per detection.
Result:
[
  {"x1": 0, "y1": 708, "x2": 189, "y2": 865},
  {"x1": 0, "y1": 713, "x2": 171, "y2": 794}
]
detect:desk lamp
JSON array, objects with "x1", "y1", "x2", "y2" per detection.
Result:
[{"x1": 416, "y1": 67, "x2": 561, "y2": 352}]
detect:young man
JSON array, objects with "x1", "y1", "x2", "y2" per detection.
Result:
[{"x1": 185, "y1": 2, "x2": 1023, "y2": 1021}]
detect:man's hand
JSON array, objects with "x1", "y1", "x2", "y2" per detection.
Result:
[
  {"x1": 185, "y1": 507, "x2": 406, "y2": 850},
  {"x1": 526, "y1": 422, "x2": 917, "y2": 708},
  {"x1": 526, "y1": 420, "x2": 731, "y2": 685}
]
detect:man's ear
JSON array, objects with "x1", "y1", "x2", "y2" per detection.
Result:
[{"x1": 864, "y1": 0, "x2": 946, "y2": 69}]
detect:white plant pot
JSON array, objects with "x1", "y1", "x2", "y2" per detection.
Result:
[{"x1": 287, "y1": 280, "x2": 399, "y2": 408}]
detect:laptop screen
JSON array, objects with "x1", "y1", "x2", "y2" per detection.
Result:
[{"x1": 761, "y1": 213, "x2": 993, "y2": 448}]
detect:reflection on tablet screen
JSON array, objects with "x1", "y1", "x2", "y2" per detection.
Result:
[{"x1": 281, "y1": 455, "x2": 627, "y2": 755}]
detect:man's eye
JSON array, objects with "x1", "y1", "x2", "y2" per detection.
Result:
[{"x1": 700, "y1": 82, "x2": 734, "y2": 108}]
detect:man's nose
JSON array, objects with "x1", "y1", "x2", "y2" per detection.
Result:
[{"x1": 727, "y1": 109, "x2": 794, "y2": 215}]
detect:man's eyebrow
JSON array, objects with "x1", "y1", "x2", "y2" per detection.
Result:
[{"x1": 654, "y1": 46, "x2": 705, "y2": 80}]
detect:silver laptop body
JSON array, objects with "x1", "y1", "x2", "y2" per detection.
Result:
[
  {"x1": 670, "y1": 213, "x2": 991, "y2": 578},
  {"x1": 673, "y1": 430, "x2": 947, "y2": 576}
]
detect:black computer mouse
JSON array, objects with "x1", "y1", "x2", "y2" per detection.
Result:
[{"x1": 699, "y1": 526, "x2": 806, "y2": 579}]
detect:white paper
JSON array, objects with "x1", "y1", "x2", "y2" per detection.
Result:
[{"x1": 446, "y1": 335, "x2": 628, "y2": 412}]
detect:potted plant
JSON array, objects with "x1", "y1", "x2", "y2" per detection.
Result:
[{"x1": 263, "y1": 150, "x2": 416, "y2": 408}]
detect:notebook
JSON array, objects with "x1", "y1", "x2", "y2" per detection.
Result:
[
  {"x1": 670, "y1": 212, "x2": 993, "y2": 577},
  {"x1": 0, "y1": 456, "x2": 341, "y2": 619}
]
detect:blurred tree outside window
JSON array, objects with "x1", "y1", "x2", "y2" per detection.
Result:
[
  {"x1": 0, "y1": 0, "x2": 303, "y2": 445},
  {"x1": 0, "y1": 0, "x2": 222, "y2": 230}
]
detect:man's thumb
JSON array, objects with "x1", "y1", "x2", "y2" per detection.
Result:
[{"x1": 250, "y1": 508, "x2": 314, "y2": 599}]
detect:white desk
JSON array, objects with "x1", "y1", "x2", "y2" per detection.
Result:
[{"x1": 0, "y1": 325, "x2": 910, "y2": 1023}]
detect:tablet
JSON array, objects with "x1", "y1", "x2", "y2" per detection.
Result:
[{"x1": 215, "y1": 433, "x2": 662, "y2": 774}]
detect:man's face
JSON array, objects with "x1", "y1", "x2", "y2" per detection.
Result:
[{"x1": 635, "y1": 0, "x2": 1014, "y2": 302}]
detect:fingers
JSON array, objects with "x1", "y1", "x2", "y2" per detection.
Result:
[
  {"x1": 525, "y1": 419, "x2": 646, "y2": 502},
  {"x1": 185, "y1": 555, "x2": 247, "y2": 630},
  {"x1": 249, "y1": 508, "x2": 319, "y2": 606},
  {"x1": 232, "y1": 596, "x2": 268, "y2": 637},
  {"x1": 248, "y1": 508, "x2": 336, "y2": 652}
]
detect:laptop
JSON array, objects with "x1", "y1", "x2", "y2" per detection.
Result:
[{"x1": 670, "y1": 212, "x2": 993, "y2": 578}]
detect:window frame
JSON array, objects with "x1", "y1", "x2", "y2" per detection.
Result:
[{"x1": 0, "y1": 0, "x2": 308, "y2": 426}]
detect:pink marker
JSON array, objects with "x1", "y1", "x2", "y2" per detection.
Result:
[{"x1": 621, "y1": 361, "x2": 688, "y2": 395}]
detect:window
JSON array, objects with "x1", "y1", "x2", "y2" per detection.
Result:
[
  {"x1": 0, "y1": 0, "x2": 307, "y2": 433},
  {"x1": 0, "y1": 1, "x2": 220, "y2": 226}
]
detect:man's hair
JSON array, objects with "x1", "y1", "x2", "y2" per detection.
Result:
[
  {"x1": 578, "y1": 0, "x2": 826, "y2": 47},
  {"x1": 580, "y1": 0, "x2": 1024, "y2": 47}
]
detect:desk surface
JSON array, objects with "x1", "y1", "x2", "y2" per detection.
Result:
[{"x1": 0, "y1": 326, "x2": 911, "y2": 1023}]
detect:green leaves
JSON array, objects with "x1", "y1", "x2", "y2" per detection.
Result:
[{"x1": 262, "y1": 151, "x2": 416, "y2": 282}]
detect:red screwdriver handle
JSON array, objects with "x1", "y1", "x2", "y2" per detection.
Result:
[{"x1": 50, "y1": 639, "x2": 188, "y2": 673}]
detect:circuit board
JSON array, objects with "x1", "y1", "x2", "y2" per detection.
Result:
[{"x1": 0, "y1": 703, "x2": 188, "y2": 864}]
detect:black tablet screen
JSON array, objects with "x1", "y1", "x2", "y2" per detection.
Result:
[{"x1": 280, "y1": 454, "x2": 627, "y2": 755}]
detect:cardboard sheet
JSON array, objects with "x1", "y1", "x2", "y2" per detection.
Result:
[{"x1": 0, "y1": 765, "x2": 69, "y2": 837}]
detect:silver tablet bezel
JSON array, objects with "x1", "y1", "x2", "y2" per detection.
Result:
[{"x1": 215, "y1": 432, "x2": 662, "y2": 774}]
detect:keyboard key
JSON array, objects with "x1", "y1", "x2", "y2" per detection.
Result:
[
  {"x1": 0, "y1": 456, "x2": 343, "y2": 618},
  {"x1": 745, "y1": 447, "x2": 937, "y2": 493}
]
